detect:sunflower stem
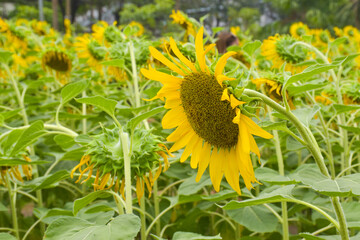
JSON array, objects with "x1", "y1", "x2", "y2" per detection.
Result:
[
  {"x1": 120, "y1": 131, "x2": 132, "y2": 214},
  {"x1": 153, "y1": 180, "x2": 161, "y2": 235},
  {"x1": 5, "y1": 173, "x2": 20, "y2": 240},
  {"x1": 140, "y1": 196, "x2": 146, "y2": 240},
  {"x1": 244, "y1": 89, "x2": 349, "y2": 239}
]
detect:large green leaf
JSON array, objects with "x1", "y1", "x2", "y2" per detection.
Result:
[
  {"x1": 242, "y1": 40, "x2": 261, "y2": 57},
  {"x1": 44, "y1": 214, "x2": 141, "y2": 240},
  {"x1": 283, "y1": 64, "x2": 337, "y2": 91},
  {"x1": 226, "y1": 205, "x2": 279, "y2": 233},
  {"x1": 61, "y1": 80, "x2": 89, "y2": 105},
  {"x1": 126, "y1": 106, "x2": 165, "y2": 132},
  {"x1": 295, "y1": 167, "x2": 360, "y2": 197},
  {"x1": 10, "y1": 120, "x2": 46, "y2": 156},
  {"x1": 338, "y1": 125, "x2": 360, "y2": 135},
  {"x1": 24, "y1": 170, "x2": 69, "y2": 191},
  {"x1": 255, "y1": 167, "x2": 297, "y2": 184},
  {"x1": 0, "y1": 233, "x2": 17, "y2": 240},
  {"x1": 333, "y1": 104, "x2": 360, "y2": 114},
  {"x1": 287, "y1": 82, "x2": 327, "y2": 96},
  {"x1": 101, "y1": 59, "x2": 124, "y2": 68},
  {"x1": 73, "y1": 190, "x2": 112, "y2": 215},
  {"x1": 222, "y1": 185, "x2": 294, "y2": 210},
  {"x1": 178, "y1": 175, "x2": 212, "y2": 196},
  {"x1": 0, "y1": 158, "x2": 48, "y2": 166},
  {"x1": 75, "y1": 96, "x2": 118, "y2": 118},
  {"x1": 172, "y1": 232, "x2": 222, "y2": 240},
  {"x1": 292, "y1": 105, "x2": 320, "y2": 127},
  {"x1": 43, "y1": 217, "x2": 109, "y2": 240},
  {"x1": 108, "y1": 214, "x2": 141, "y2": 240}
]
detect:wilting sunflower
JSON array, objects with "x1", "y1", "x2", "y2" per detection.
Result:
[
  {"x1": 74, "y1": 34, "x2": 106, "y2": 74},
  {"x1": 261, "y1": 34, "x2": 308, "y2": 74},
  {"x1": 141, "y1": 27, "x2": 273, "y2": 194},
  {"x1": 71, "y1": 127, "x2": 172, "y2": 202},
  {"x1": 289, "y1": 22, "x2": 309, "y2": 39},
  {"x1": 42, "y1": 49, "x2": 72, "y2": 84},
  {"x1": 0, "y1": 155, "x2": 32, "y2": 185}
]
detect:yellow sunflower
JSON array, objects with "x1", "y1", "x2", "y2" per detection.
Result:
[
  {"x1": 170, "y1": 10, "x2": 196, "y2": 40},
  {"x1": 289, "y1": 22, "x2": 309, "y2": 39},
  {"x1": 74, "y1": 34, "x2": 106, "y2": 74},
  {"x1": 0, "y1": 155, "x2": 32, "y2": 185},
  {"x1": 141, "y1": 27, "x2": 273, "y2": 194},
  {"x1": 261, "y1": 34, "x2": 308, "y2": 74},
  {"x1": 129, "y1": 21, "x2": 144, "y2": 37}
]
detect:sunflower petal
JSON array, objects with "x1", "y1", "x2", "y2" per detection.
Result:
[
  {"x1": 195, "y1": 27, "x2": 208, "y2": 73},
  {"x1": 149, "y1": 46, "x2": 185, "y2": 76},
  {"x1": 169, "y1": 37, "x2": 197, "y2": 72},
  {"x1": 241, "y1": 115, "x2": 273, "y2": 139},
  {"x1": 214, "y1": 51, "x2": 237, "y2": 77}
]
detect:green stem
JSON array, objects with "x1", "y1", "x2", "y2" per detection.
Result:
[
  {"x1": 119, "y1": 131, "x2": 132, "y2": 214},
  {"x1": 153, "y1": 180, "x2": 161, "y2": 236},
  {"x1": 244, "y1": 89, "x2": 349, "y2": 239},
  {"x1": 140, "y1": 196, "x2": 146, "y2": 240},
  {"x1": 82, "y1": 91, "x2": 87, "y2": 134},
  {"x1": 129, "y1": 41, "x2": 141, "y2": 108},
  {"x1": 5, "y1": 174, "x2": 19, "y2": 240}
]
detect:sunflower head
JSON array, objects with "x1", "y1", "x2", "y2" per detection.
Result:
[
  {"x1": 71, "y1": 127, "x2": 172, "y2": 202},
  {"x1": 141, "y1": 27, "x2": 273, "y2": 195},
  {"x1": 290, "y1": 22, "x2": 309, "y2": 39},
  {"x1": 343, "y1": 25, "x2": 359, "y2": 39},
  {"x1": 261, "y1": 34, "x2": 308, "y2": 73},
  {"x1": 42, "y1": 49, "x2": 72, "y2": 74},
  {"x1": 170, "y1": 10, "x2": 196, "y2": 39},
  {"x1": 342, "y1": 82, "x2": 360, "y2": 104},
  {"x1": 128, "y1": 21, "x2": 144, "y2": 37}
]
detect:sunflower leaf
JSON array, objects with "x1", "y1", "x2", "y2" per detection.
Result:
[
  {"x1": 126, "y1": 106, "x2": 165, "y2": 132},
  {"x1": 75, "y1": 96, "x2": 118, "y2": 118},
  {"x1": 243, "y1": 40, "x2": 261, "y2": 57},
  {"x1": 61, "y1": 79, "x2": 89, "y2": 105},
  {"x1": 73, "y1": 190, "x2": 112, "y2": 215},
  {"x1": 23, "y1": 170, "x2": 70, "y2": 191}
]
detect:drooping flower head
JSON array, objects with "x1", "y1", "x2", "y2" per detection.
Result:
[
  {"x1": 71, "y1": 127, "x2": 172, "y2": 202},
  {"x1": 42, "y1": 49, "x2": 72, "y2": 84},
  {"x1": 261, "y1": 34, "x2": 308, "y2": 74},
  {"x1": 141, "y1": 27, "x2": 273, "y2": 194}
]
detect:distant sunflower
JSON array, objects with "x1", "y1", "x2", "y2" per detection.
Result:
[
  {"x1": 141, "y1": 27, "x2": 273, "y2": 194},
  {"x1": 252, "y1": 76, "x2": 295, "y2": 109},
  {"x1": 74, "y1": 34, "x2": 106, "y2": 73},
  {"x1": 42, "y1": 49, "x2": 72, "y2": 83},
  {"x1": 289, "y1": 22, "x2": 309, "y2": 39},
  {"x1": 170, "y1": 10, "x2": 196, "y2": 40},
  {"x1": 129, "y1": 21, "x2": 144, "y2": 37},
  {"x1": 261, "y1": 34, "x2": 308, "y2": 74}
]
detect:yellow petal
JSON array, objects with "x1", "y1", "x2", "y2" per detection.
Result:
[
  {"x1": 195, "y1": 27, "x2": 208, "y2": 73},
  {"x1": 239, "y1": 119, "x2": 250, "y2": 154},
  {"x1": 164, "y1": 98, "x2": 181, "y2": 109},
  {"x1": 224, "y1": 148, "x2": 241, "y2": 195},
  {"x1": 141, "y1": 65, "x2": 183, "y2": 85},
  {"x1": 221, "y1": 88, "x2": 230, "y2": 101},
  {"x1": 241, "y1": 115, "x2": 273, "y2": 139},
  {"x1": 164, "y1": 43, "x2": 190, "y2": 74},
  {"x1": 167, "y1": 120, "x2": 191, "y2": 142},
  {"x1": 209, "y1": 147, "x2": 225, "y2": 192},
  {"x1": 214, "y1": 51, "x2": 237, "y2": 77},
  {"x1": 230, "y1": 94, "x2": 245, "y2": 109},
  {"x1": 180, "y1": 135, "x2": 201, "y2": 163},
  {"x1": 169, "y1": 37, "x2": 197, "y2": 72},
  {"x1": 169, "y1": 129, "x2": 196, "y2": 152},
  {"x1": 204, "y1": 43, "x2": 216, "y2": 55},
  {"x1": 162, "y1": 106, "x2": 186, "y2": 129},
  {"x1": 149, "y1": 46, "x2": 185, "y2": 76},
  {"x1": 249, "y1": 134, "x2": 260, "y2": 159},
  {"x1": 195, "y1": 142, "x2": 212, "y2": 182},
  {"x1": 217, "y1": 74, "x2": 235, "y2": 86}
]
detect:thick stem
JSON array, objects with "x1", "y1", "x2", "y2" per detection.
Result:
[
  {"x1": 5, "y1": 174, "x2": 19, "y2": 240},
  {"x1": 120, "y1": 131, "x2": 132, "y2": 214},
  {"x1": 153, "y1": 180, "x2": 161, "y2": 235},
  {"x1": 244, "y1": 89, "x2": 349, "y2": 239},
  {"x1": 82, "y1": 91, "x2": 87, "y2": 134},
  {"x1": 129, "y1": 41, "x2": 141, "y2": 108},
  {"x1": 140, "y1": 196, "x2": 146, "y2": 239}
]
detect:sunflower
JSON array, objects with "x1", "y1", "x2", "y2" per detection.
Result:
[
  {"x1": 74, "y1": 34, "x2": 106, "y2": 74},
  {"x1": 0, "y1": 18, "x2": 28, "y2": 53},
  {"x1": 170, "y1": 10, "x2": 196, "y2": 40},
  {"x1": 141, "y1": 27, "x2": 273, "y2": 194},
  {"x1": 289, "y1": 22, "x2": 309, "y2": 39},
  {"x1": 129, "y1": 21, "x2": 144, "y2": 37},
  {"x1": 0, "y1": 155, "x2": 32, "y2": 185},
  {"x1": 252, "y1": 76, "x2": 295, "y2": 109},
  {"x1": 310, "y1": 28, "x2": 333, "y2": 49},
  {"x1": 71, "y1": 127, "x2": 172, "y2": 202},
  {"x1": 42, "y1": 49, "x2": 72, "y2": 84},
  {"x1": 261, "y1": 34, "x2": 308, "y2": 74}
]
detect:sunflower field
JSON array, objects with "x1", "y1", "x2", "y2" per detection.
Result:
[{"x1": 1, "y1": 8, "x2": 360, "y2": 240}]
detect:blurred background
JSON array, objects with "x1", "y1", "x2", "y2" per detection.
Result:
[{"x1": 1, "y1": 0, "x2": 360, "y2": 39}]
